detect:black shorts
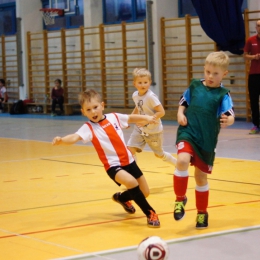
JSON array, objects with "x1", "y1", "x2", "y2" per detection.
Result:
[{"x1": 107, "y1": 161, "x2": 143, "y2": 186}]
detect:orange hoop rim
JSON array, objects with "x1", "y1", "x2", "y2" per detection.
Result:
[{"x1": 39, "y1": 8, "x2": 64, "y2": 16}]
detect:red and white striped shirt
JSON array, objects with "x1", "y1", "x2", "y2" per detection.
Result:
[{"x1": 76, "y1": 113, "x2": 134, "y2": 170}]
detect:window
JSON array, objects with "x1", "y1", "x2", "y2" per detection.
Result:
[
  {"x1": 103, "y1": 0, "x2": 146, "y2": 24},
  {"x1": 178, "y1": 0, "x2": 248, "y2": 17},
  {"x1": 41, "y1": 0, "x2": 84, "y2": 30},
  {"x1": 0, "y1": 2, "x2": 16, "y2": 36}
]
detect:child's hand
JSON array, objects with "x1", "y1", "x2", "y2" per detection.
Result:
[
  {"x1": 147, "y1": 115, "x2": 157, "y2": 124},
  {"x1": 220, "y1": 114, "x2": 229, "y2": 128},
  {"x1": 52, "y1": 136, "x2": 62, "y2": 145},
  {"x1": 137, "y1": 115, "x2": 156, "y2": 126},
  {"x1": 177, "y1": 113, "x2": 187, "y2": 126}
]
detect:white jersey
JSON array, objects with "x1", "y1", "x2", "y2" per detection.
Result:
[
  {"x1": 0, "y1": 86, "x2": 7, "y2": 98},
  {"x1": 76, "y1": 113, "x2": 134, "y2": 170},
  {"x1": 132, "y1": 89, "x2": 163, "y2": 134}
]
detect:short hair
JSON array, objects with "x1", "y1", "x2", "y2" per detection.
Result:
[
  {"x1": 205, "y1": 51, "x2": 229, "y2": 70},
  {"x1": 78, "y1": 89, "x2": 102, "y2": 107},
  {"x1": 54, "y1": 79, "x2": 62, "y2": 85},
  {"x1": 132, "y1": 68, "x2": 151, "y2": 81},
  {"x1": 0, "y1": 79, "x2": 5, "y2": 85}
]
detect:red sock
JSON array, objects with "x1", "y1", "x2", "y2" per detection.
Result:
[
  {"x1": 195, "y1": 190, "x2": 209, "y2": 213},
  {"x1": 173, "y1": 175, "x2": 188, "y2": 201}
]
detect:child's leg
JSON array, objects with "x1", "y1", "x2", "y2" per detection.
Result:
[
  {"x1": 147, "y1": 133, "x2": 177, "y2": 166},
  {"x1": 114, "y1": 170, "x2": 160, "y2": 227},
  {"x1": 173, "y1": 152, "x2": 190, "y2": 220},
  {"x1": 115, "y1": 170, "x2": 152, "y2": 215},
  {"x1": 58, "y1": 96, "x2": 64, "y2": 112},
  {"x1": 137, "y1": 175, "x2": 149, "y2": 197},
  {"x1": 161, "y1": 152, "x2": 177, "y2": 165},
  {"x1": 194, "y1": 167, "x2": 209, "y2": 213},
  {"x1": 51, "y1": 99, "x2": 57, "y2": 113},
  {"x1": 194, "y1": 167, "x2": 209, "y2": 229},
  {"x1": 174, "y1": 152, "x2": 190, "y2": 200}
]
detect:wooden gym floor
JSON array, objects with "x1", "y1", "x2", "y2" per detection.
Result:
[{"x1": 0, "y1": 113, "x2": 260, "y2": 260}]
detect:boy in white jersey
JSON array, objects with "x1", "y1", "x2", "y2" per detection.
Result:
[
  {"x1": 127, "y1": 68, "x2": 176, "y2": 165},
  {"x1": 52, "y1": 89, "x2": 160, "y2": 228}
]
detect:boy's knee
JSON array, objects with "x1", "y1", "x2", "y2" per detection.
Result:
[
  {"x1": 142, "y1": 189, "x2": 150, "y2": 198},
  {"x1": 125, "y1": 178, "x2": 139, "y2": 189}
]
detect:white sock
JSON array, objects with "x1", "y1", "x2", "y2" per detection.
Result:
[{"x1": 162, "y1": 152, "x2": 177, "y2": 166}]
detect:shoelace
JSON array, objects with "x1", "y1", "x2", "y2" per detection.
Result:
[
  {"x1": 124, "y1": 201, "x2": 133, "y2": 208},
  {"x1": 197, "y1": 214, "x2": 205, "y2": 224},
  {"x1": 174, "y1": 201, "x2": 184, "y2": 213},
  {"x1": 149, "y1": 211, "x2": 159, "y2": 221}
]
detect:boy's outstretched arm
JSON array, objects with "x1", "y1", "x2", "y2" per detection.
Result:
[
  {"x1": 128, "y1": 114, "x2": 156, "y2": 125},
  {"x1": 52, "y1": 133, "x2": 82, "y2": 146}
]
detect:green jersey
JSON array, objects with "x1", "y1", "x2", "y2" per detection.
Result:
[{"x1": 176, "y1": 79, "x2": 229, "y2": 166}]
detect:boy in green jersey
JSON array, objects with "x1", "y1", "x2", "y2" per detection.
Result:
[{"x1": 173, "y1": 52, "x2": 235, "y2": 229}]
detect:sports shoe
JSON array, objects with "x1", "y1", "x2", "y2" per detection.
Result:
[
  {"x1": 196, "y1": 213, "x2": 208, "y2": 229},
  {"x1": 51, "y1": 113, "x2": 57, "y2": 117},
  {"x1": 249, "y1": 126, "x2": 260, "y2": 134},
  {"x1": 173, "y1": 197, "x2": 187, "y2": 221},
  {"x1": 147, "y1": 210, "x2": 160, "y2": 228},
  {"x1": 112, "y1": 192, "x2": 136, "y2": 214}
]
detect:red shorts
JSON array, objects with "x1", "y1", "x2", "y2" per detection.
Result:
[{"x1": 176, "y1": 141, "x2": 213, "y2": 174}]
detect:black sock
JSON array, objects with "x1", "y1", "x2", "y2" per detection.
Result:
[
  {"x1": 128, "y1": 186, "x2": 155, "y2": 217},
  {"x1": 119, "y1": 190, "x2": 132, "y2": 202}
]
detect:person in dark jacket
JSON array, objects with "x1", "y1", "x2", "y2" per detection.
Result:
[{"x1": 51, "y1": 79, "x2": 64, "y2": 116}]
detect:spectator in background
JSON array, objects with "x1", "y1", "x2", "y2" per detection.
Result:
[
  {"x1": 51, "y1": 79, "x2": 64, "y2": 116},
  {"x1": 0, "y1": 79, "x2": 8, "y2": 113},
  {"x1": 243, "y1": 20, "x2": 260, "y2": 134}
]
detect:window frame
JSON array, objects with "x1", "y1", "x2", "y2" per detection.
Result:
[
  {"x1": 103, "y1": 0, "x2": 146, "y2": 25},
  {"x1": 0, "y1": 2, "x2": 16, "y2": 36}
]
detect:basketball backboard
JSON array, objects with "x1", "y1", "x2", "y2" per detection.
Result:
[{"x1": 49, "y1": 0, "x2": 75, "y2": 13}]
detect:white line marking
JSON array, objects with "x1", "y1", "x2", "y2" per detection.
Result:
[
  {"x1": 54, "y1": 225, "x2": 260, "y2": 259},
  {"x1": 0, "y1": 228, "x2": 116, "y2": 260}
]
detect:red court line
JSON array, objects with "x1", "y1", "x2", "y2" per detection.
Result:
[
  {"x1": 1, "y1": 200, "x2": 259, "y2": 240},
  {"x1": 0, "y1": 211, "x2": 17, "y2": 215},
  {"x1": 235, "y1": 200, "x2": 260, "y2": 204},
  {"x1": 0, "y1": 204, "x2": 232, "y2": 240}
]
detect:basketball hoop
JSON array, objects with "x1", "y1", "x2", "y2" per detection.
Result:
[{"x1": 40, "y1": 8, "x2": 64, "y2": 26}]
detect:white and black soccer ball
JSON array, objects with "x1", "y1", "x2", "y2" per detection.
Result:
[{"x1": 137, "y1": 236, "x2": 169, "y2": 260}]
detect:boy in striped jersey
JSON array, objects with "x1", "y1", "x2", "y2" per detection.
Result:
[
  {"x1": 52, "y1": 89, "x2": 160, "y2": 228},
  {"x1": 173, "y1": 52, "x2": 235, "y2": 229}
]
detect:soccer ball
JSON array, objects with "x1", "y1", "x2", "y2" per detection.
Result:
[{"x1": 137, "y1": 236, "x2": 169, "y2": 260}]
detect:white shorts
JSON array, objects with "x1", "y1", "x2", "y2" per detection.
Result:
[{"x1": 127, "y1": 126, "x2": 164, "y2": 156}]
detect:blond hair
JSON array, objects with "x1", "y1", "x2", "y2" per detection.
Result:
[
  {"x1": 132, "y1": 68, "x2": 151, "y2": 81},
  {"x1": 78, "y1": 89, "x2": 102, "y2": 107},
  {"x1": 205, "y1": 51, "x2": 229, "y2": 70}
]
